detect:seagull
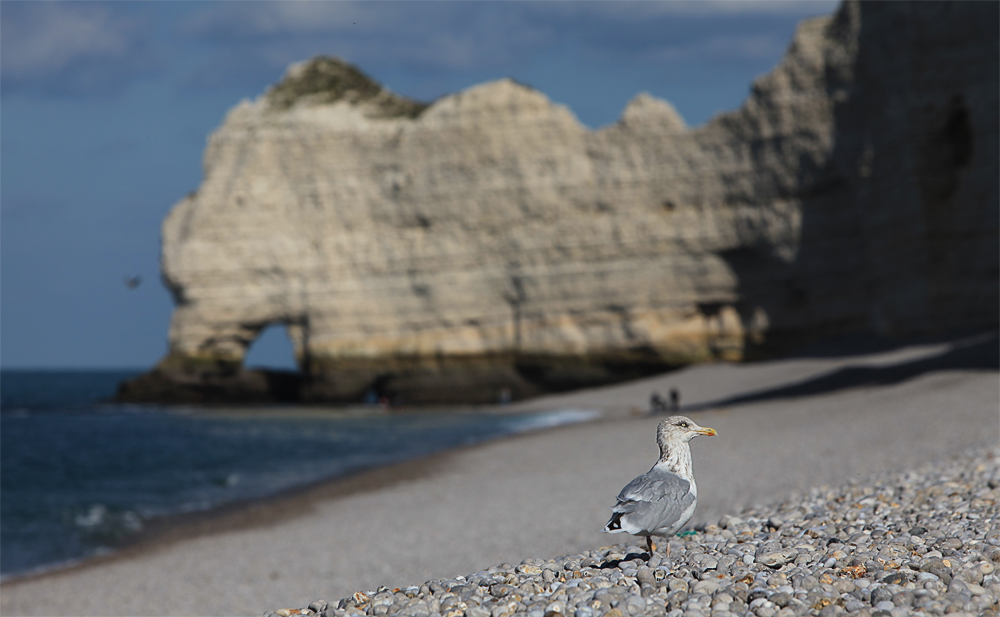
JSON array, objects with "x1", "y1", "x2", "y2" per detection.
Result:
[
  {"x1": 124, "y1": 275, "x2": 142, "y2": 289},
  {"x1": 603, "y1": 415, "x2": 717, "y2": 557}
]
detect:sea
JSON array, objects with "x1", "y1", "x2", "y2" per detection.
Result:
[{"x1": 0, "y1": 370, "x2": 598, "y2": 580}]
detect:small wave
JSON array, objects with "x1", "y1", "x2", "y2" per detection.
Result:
[
  {"x1": 72, "y1": 504, "x2": 144, "y2": 539},
  {"x1": 213, "y1": 472, "x2": 241, "y2": 487},
  {"x1": 506, "y1": 409, "x2": 602, "y2": 433}
]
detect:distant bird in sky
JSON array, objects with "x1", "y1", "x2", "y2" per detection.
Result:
[
  {"x1": 124, "y1": 275, "x2": 142, "y2": 289},
  {"x1": 604, "y1": 415, "x2": 717, "y2": 558}
]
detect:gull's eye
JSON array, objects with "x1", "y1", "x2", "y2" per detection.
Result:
[{"x1": 679, "y1": 421, "x2": 689, "y2": 428}]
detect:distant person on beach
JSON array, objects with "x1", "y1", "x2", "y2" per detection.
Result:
[
  {"x1": 650, "y1": 391, "x2": 667, "y2": 413},
  {"x1": 669, "y1": 388, "x2": 680, "y2": 411}
]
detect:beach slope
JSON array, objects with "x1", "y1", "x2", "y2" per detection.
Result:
[{"x1": 2, "y1": 333, "x2": 997, "y2": 616}]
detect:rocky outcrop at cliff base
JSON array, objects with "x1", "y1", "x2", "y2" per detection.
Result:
[{"x1": 119, "y1": 1, "x2": 999, "y2": 404}]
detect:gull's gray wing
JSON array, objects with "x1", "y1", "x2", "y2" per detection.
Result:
[{"x1": 605, "y1": 468, "x2": 695, "y2": 535}]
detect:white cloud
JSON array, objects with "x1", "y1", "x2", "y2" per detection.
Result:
[
  {"x1": 178, "y1": 2, "x2": 377, "y2": 38},
  {"x1": 3, "y1": 4, "x2": 136, "y2": 76},
  {"x1": 1, "y1": 3, "x2": 156, "y2": 96}
]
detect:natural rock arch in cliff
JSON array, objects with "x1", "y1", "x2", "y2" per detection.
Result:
[
  {"x1": 118, "y1": 0, "x2": 999, "y2": 405},
  {"x1": 243, "y1": 323, "x2": 300, "y2": 372}
]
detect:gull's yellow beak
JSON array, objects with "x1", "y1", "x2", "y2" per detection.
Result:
[{"x1": 697, "y1": 427, "x2": 718, "y2": 436}]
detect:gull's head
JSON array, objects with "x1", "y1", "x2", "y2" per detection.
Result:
[{"x1": 656, "y1": 415, "x2": 717, "y2": 448}]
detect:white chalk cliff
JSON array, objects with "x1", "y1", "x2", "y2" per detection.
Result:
[{"x1": 122, "y1": 1, "x2": 998, "y2": 403}]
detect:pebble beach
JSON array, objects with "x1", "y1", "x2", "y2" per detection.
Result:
[{"x1": 270, "y1": 445, "x2": 998, "y2": 617}]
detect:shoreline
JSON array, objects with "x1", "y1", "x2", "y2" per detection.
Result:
[
  {"x1": 2, "y1": 331, "x2": 997, "y2": 616},
  {"x1": 0, "y1": 446, "x2": 458, "y2": 585},
  {"x1": 0, "y1": 446, "x2": 458, "y2": 587},
  {"x1": 0, "y1": 408, "x2": 611, "y2": 586}
]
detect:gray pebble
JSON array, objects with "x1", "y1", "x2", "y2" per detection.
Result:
[
  {"x1": 758, "y1": 549, "x2": 797, "y2": 569},
  {"x1": 920, "y1": 559, "x2": 953, "y2": 584},
  {"x1": 769, "y1": 592, "x2": 791, "y2": 607},
  {"x1": 871, "y1": 586, "x2": 895, "y2": 605},
  {"x1": 635, "y1": 566, "x2": 655, "y2": 588}
]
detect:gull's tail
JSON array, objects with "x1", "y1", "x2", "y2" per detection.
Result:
[{"x1": 603, "y1": 512, "x2": 627, "y2": 533}]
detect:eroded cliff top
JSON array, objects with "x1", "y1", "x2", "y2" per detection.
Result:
[
  {"x1": 264, "y1": 56, "x2": 429, "y2": 118},
  {"x1": 260, "y1": 56, "x2": 681, "y2": 133}
]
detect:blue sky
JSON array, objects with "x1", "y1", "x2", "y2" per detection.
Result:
[{"x1": 1, "y1": 0, "x2": 836, "y2": 370}]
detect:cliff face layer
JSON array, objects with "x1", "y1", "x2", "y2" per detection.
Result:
[{"x1": 120, "y1": 1, "x2": 998, "y2": 404}]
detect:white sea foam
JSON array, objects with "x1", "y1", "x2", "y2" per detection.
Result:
[{"x1": 505, "y1": 408, "x2": 602, "y2": 433}]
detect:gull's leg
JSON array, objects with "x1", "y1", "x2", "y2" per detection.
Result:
[
  {"x1": 646, "y1": 536, "x2": 656, "y2": 555},
  {"x1": 665, "y1": 540, "x2": 671, "y2": 559}
]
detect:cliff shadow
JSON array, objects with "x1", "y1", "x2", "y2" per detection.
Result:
[
  {"x1": 683, "y1": 330, "x2": 997, "y2": 412},
  {"x1": 720, "y1": 2, "x2": 999, "y2": 360}
]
